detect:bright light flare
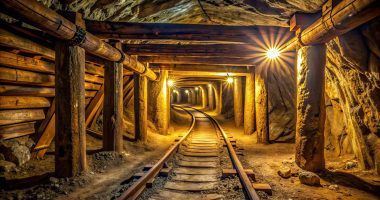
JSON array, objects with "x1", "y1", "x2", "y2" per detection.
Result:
[
  {"x1": 226, "y1": 77, "x2": 233, "y2": 84},
  {"x1": 185, "y1": 89, "x2": 189, "y2": 94},
  {"x1": 266, "y1": 48, "x2": 280, "y2": 59},
  {"x1": 167, "y1": 79, "x2": 174, "y2": 87}
]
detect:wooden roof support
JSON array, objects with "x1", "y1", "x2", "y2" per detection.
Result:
[
  {"x1": 85, "y1": 20, "x2": 282, "y2": 43},
  {"x1": 139, "y1": 56, "x2": 256, "y2": 66},
  {"x1": 155, "y1": 64, "x2": 252, "y2": 74},
  {"x1": 124, "y1": 44, "x2": 260, "y2": 57},
  {"x1": 282, "y1": 0, "x2": 380, "y2": 51},
  {"x1": 0, "y1": 0, "x2": 157, "y2": 80}
]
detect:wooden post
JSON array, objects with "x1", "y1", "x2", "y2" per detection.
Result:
[
  {"x1": 55, "y1": 12, "x2": 87, "y2": 177},
  {"x1": 255, "y1": 67, "x2": 269, "y2": 143},
  {"x1": 234, "y1": 77, "x2": 243, "y2": 127},
  {"x1": 214, "y1": 82, "x2": 222, "y2": 115},
  {"x1": 200, "y1": 85, "x2": 208, "y2": 109},
  {"x1": 295, "y1": 44, "x2": 326, "y2": 172},
  {"x1": 103, "y1": 41, "x2": 124, "y2": 152},
  {"x1": 208, "y1": 84, "x2": 214, "y2": 110},
  {"x1": 150, "y1": 70, "x2": 169, "y2": 135},
  {"x1": 134, "y1": 73, "x2": 148, "y2": 142},
  {"x1": 244, "y1": 68, "x2": 255, "y2": 135}
]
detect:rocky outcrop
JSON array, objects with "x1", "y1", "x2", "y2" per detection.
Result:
[
  {"x1": 324, "y1": 17, "x2": 380, "y2": 174},
  {"x1": 0, "y1": 140, "x2": 31, "y2": 166}
]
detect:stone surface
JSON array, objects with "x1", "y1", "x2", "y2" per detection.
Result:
[
  {"x1": 0, "y1": 160, "x2": 16, "y2": 173},
  {"x1": 0, "y1": 140, "x2": 31, "y2": 166},
  {"x1": 277, "y1": 166, "x2": 291, "y2": 178},
  {"x1": 299, "y1": 171, "x2": 320, "y2": 186}
]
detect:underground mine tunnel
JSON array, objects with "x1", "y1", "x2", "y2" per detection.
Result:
[{"x1": 0, "y1": 0, "x2": 379, "y2": 199}]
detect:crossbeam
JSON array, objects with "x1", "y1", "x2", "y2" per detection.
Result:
[
  {"x1": 86, "y1": 21, "x2": 283, "y2": 44},
  {"x1": 139, "y1": 56, "x2": 256, "y2": 65},
  {"x1": 124, "y1": 44, "x2": 260, "y2": 57},
  {"x1": 155, "y1": 64, "x2": 252, "y2": 74}
]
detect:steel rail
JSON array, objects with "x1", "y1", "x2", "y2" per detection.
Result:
[
  {"x1": 192, "y1": 107, "x2": 260, "y2": 200},
  {"x1": 117, "y1": 105, "x2": 196, "y2": 200}
]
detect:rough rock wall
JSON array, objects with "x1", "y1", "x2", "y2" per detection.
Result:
[
  {"x1": 33, "y1": 0, "x2": 326, "y2": 26},
  {"x1": 324, "y1": 17, "x2": 380, "y2": 173}
]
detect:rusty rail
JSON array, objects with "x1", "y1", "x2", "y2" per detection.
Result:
[
  {"x1": 194, "y1": 108, "x2": 260, "y2": 200},
  {"x1": 117, "y1": 105, "x2": 195, "y2": 200}
]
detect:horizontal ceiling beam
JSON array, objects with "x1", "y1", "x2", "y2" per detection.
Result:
[
  {"x1": 139, "y1": 56, "x2": 256, "y2": 66},
  {"x1": 156, "y1": 64, "x2": 252, "y2": 73},
  {"x1": 86, "y1": 20, "x2": 284, "y2": 43},
  {"x1": 124, "y1": 44, "x2": 261, "y2": 57}
]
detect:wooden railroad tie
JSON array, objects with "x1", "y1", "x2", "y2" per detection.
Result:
[{"x1": 222, "y1": 169, "x2": 256, "y2": 181}]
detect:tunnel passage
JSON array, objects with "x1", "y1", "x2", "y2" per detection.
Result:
[{"x1": 0, "y1": 0, "x2": 379, "y2": 200}]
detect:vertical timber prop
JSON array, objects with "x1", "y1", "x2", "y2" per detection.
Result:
[
  {"x1": 208, "y1": 84, "x2": 215, "y2": 110},
  {"x1": 150, "y1": 70, "x2": 169, "y2": 135},
  {"x1": 55, "y1": 12, "x2": 87, "y2": 177},
  {"x1": 200, "y1": 85, "x2": 208, "y2": 109},
  {"x1": 233, "y1": 77, "x2": 243, "y2": 127},
  {"x1": 134, "y1": 73, "x2": 148, "y2": 143},
  {"x1": 244, "y1": 67, "x2": 255, "y2": 135},
  {"x1": 103, "y1": 42, "x2": 124, "y2": 152},
  {"x1": 295, "y1": 44, "x2": 326, "y2": 172},
  {"x1": 255, "y1": 67, "x2": 269, "y2": 143},
  {"x1": 214, "y1": 82, "x2": 222, "y2": 115}
]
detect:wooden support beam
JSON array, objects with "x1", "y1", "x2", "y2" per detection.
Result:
[
  {"x1": 295, "y1": 45, "x2": 326, "y2": 172},
  {"x1": 124, "y1": 44, "x2": 260, "y2": 57},
  {"x1": 139, "y1": 56, "x2": 256, "y2": 66},
  {"x1": 149, "y1": 70, "x2": 169, "y2": 135},
  {"x1": 255, "y1": 67, "x2": 269, "y2": 144},
  {"x1": 54, "y1": 12, "x2": 87, "y2": 177},
  {"x1": 155, "y1": 64, "x2": 252, "y2": 74},
  {"x1": 244, "y1": 68, "x2": 255, "y2": 135},
  {"x1": 103, "y1": 42, "x2": 124, "y2": 152},
  {"x1": 0, "y1": 85, "x2": 97, "y2": 97},
  {"x1": 85, "y1": 20, "x2": 281, "y2": 43},
  {"x1": 208, "y1": 84, "x2": 215, "y2": 110},
  {"x1": 85, "y1": 85, "x2": 104, "y2": 127},
  {"x1": 233, "y1": 77, "x2": 243, "y2": 127},
  {"x1": 134, "y1": 73, "x2": 148, "y2": 142},
  {"x1": 0, "y1": 0, "x2": 157, "y2": 80}
]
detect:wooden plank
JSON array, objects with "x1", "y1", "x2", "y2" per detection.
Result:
[
  {"x1": 172, "y1": 174, "x2": 218, "y2": 182},
  {"x1": 252, "y1": 183, "x2": 272, "y2": 195},
  {"x1": 179, "y1": 156, "x2": 218, "y2": 162},
  {"x1": 103, "y1": 42, "x2": 123, "y2": 152},
  {"x1": 138, "y1": 56, "x2": 257, "y2": 65},
  {"x1": 152, "y1": 190, "x2": 224, "y2": 200},
  {"x1": 222, "y1": 169, "x2": 255, "y2": 180},
  {"x1": 0, "y1": 121, "x2": 36, "y2": 139},
  {"x1": 134, "y1": 73, "x2": 147, "y2": 142},
  {"x1": 0, "y1": 96, "x2": 50, "y2": 109},
  {"x1": 0, "y1": 85, "x2": 96, "y2": 97},
  {"x1": 177, "y1": 160, "x2": 217, "y2": 168},
  {"x1": 174, "y1": 167, "x2": 218, "y2": 175},
  {"x1": 0, "y1": 109, "x2": 45, "y2": 125},
  {"x1": 164, "y1": 181, "x2": 217, "y2": 191}
]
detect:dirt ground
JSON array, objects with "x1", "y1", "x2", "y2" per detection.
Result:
[
  {"x1": 215, "y1": 115, "x2": 380, "y2": 200},
  {"x1": 0, "y1": 108, "x2": 192, "y2": 200}
]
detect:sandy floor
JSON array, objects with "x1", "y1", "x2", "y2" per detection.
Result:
[{"x1": 215, "y1": 116, "x2": 380, "y2": 200}]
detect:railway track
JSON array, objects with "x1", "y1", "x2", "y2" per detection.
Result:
[{"x1": 116, "y1": 105, "x2": 261, "y2": 200}]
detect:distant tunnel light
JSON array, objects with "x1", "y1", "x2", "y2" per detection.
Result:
[
  {"x1": 167, "y1": 79, "x2": 174, "y2": 87},
  {"x1": 195, "y1": 87, "x2": 199, "y2": 91},
  {"x1": 267, "y1": 48, "x2": 280, "y2": 59},
  {"x1": 227, "y1": 77, "x2": 233, "y2": 84},
  {"x1": 185, "y1": 89, "x2": 189, "y2": 94}
]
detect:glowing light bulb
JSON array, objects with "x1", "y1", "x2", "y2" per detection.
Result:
[
  {"x1": 185, "y1": 89, "x2": 189, "y2": 94},
  {"x1": 195, "y1": 87, "x2": 199, "y2": 91},
  {"x1": 167, "y1": 79, "x2": 174, "y2": 87},
  {"x1": 208, "y1": 84, "x2": 212, "y2": 87},
  {"x1": 227, "y1": 77, "x2": 233, "y2": 84},
  {"x1": 267, "y1": 48, "x2": 280, "y2": 59}
]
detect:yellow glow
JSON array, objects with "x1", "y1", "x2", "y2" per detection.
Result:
[
  {"x1": 227, "y1": 77, "x2": 233, "y2": 84},
  {"x1": 167, "y1": 79, "x2": 174, "y2": 87},
  {"x1": 185, "y1": 89, "x2": 189, "y2": 94},
  {"x1": 266, "y1": 48, "x2": 280, "y2": 59},
  {"x1": 208, "y1": 84, "x2": 212, "y2": 87},
  {"x1": 195, "y1": 87, "x2": 199, "y2": 91}
]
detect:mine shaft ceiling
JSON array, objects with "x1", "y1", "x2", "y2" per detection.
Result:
[{"x1": 41, "y1": 0, "x2": 326, "y2": 26}]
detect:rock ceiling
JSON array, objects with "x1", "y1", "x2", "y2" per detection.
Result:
[{"x1": 39, "y1": 0, "x2": 327, "y2": 26}]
